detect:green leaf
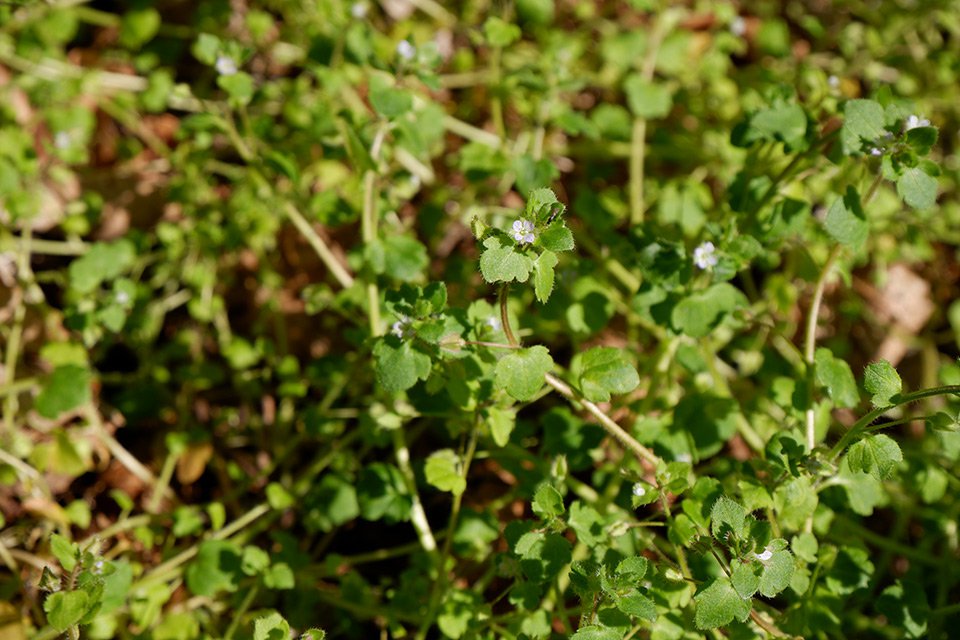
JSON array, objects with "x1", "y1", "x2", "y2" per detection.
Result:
[
  {"x1": 693, "y1": 577, "x2": 752, "y2": 630},
  {"x1": 532, "y1": 250, "x2": 558, "y2": 303},
  {"x1": 425, "y1": 449, "x2": 466, "y2": 496},
  {"x1": 357, "y1": 463, "x2": 411, "y2": 523},
  {"x1": 863, "y1": 360, "x2": 901, "y2": 407},
  {"x1": 185, "y1": 540, "x2": 241, "y2": 597},
  {"x1": 264, "y1": 562, "x2": 295, "y2": 590},
  {"x1": 568, "y1": 501, "x2": 605, "y2": 546},
  {"x1": 514, "y1": 531, "x2": 571, "y2": 583},
  {"x1": 494, "y1": 346, "x2": 553, "y2": 401},
  {"x1": 369, "y1": 76, "x2": 413, "y2": 119},
  {"x1": 305, "y1": 474, "x2": 359, "y2": 532},
  {"x1": 479, "y1": 236, "x2": 534, "y2": 284},
  {"x1": 731, "y1": 561, "x2": 760, "y2": 599},
  {"x1": 814, "y1": 348, "x2": 859, "y2": 408},
  {"x1": 746, "y1": 103, "x2": 807, "y2": 149},
  {"x1": 487, "y1": 406, "x2": 515, "y2": 447},
  {"x1": 217, "y1": 72, "x2": 255, "y2": 105},
  {"x1": 616, "y1": 591, "x2": 657, "y2": 621},
  {"x1": 876, "y1": 582, "x2": 929, "y2": 639},
  {"x1": 50, "y1": 534, "x2": 79, "y2": 572},
  {"x1": 897, "y1": 167, "x2": 938, "y2": 210},
  {"x1": 623, "y1": 75, "x2": 672, "y2": 119},
  {"x1": 671, "y1": 283, "x2": 747, "y2": 337},
  {"x1": 841, "y1": 99, "x2": 886, "y2": 155},
  {"x1": 823, "y1": 186, "x2": 868, "y2": 247},
  {"x1": 301, "y1": 630, "x2": 327, "y2": 640},
  {"x1": 68, "y1": 240, "x2": 135, "y2": 294},
  {"x1": 44, "y1": 591, "x2": 91, "y2": 631},
  {"x1": 905, "y1": 126, "x2": 938, "y2": 155},
  {"x1": 773, "y1": 475, "x2": 818, "y2": 531},
  {"x1": 119, "y1": 8, "x2": 160, "y2": 49},
  {"x1": 578, "y1": 347, "x2": 640, "y2": 403},
  {"x1": 241, "y1": 546, "x2": 271, "y2": 576},
  {"x1": 531, "y1": 483, "x2": 564, "y2": 519},
  {"x1": 570, "y1": 625, "x2": 622, "y2": 640},
  {"x1": 36, "y1": 365, "x2": 92, "y2": 419},
  {"x1": 710, "y1": 496, "x2": 748, "y2": 542},
  {"x1": 758, "y1": 541, "x2": 795, "y2": 597},
  {"x1": 484, "y1": 17, "x2": 521, "y2": 47},
  {"x1": 265, "y1": 482, "x2": 295, "y2": 510},
  {"x1": 373, "y1": 338, "x2": 432, "y2": 392},
  {"x1": 525, "y1": 187, "x2": 561, "y2": 221},
  {"x1": 253, "y1": 612, "x2": 290, "y2": 640},
  {"x1": 846, "y1": 433, "x2": 903, "y2": 480},
  {"x1": 539, "y1": 222, "x2": 574, "y2": 252},
  {"x1": 616, "y1": 556, "x2": 649, "y2": 581}
]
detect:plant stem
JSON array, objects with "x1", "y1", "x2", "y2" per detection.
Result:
[
  {"x1": 283, "y1": 202, "x2": 354, "y2": 289},
  {"x1": 132, "y1": 503, "x2": 270, "y2": 589},
  {"x1": 544, "y1": 372, "x2": 660, "y2": 466},
  {"x1": 628, "y1": 8, "x2": 670, "y2": 226},
  {"x1": 362, "y1": 124, "x2": 389, "y2": 336},
  {"x1": 804, "y1": 244, "x2": 843, "y2": 451},
  {"x1": 392, "y1": 429, "x2": 438, "y2": 557},
  {"x1": 828, "y1": 385, "x2": 960, "y2": 460},
  {"x1": 417, "y1": 424, "x2": 479, "y2": 640},
  {"x1": 499, "y1": 284, "x2": 520, "y2": 347}
]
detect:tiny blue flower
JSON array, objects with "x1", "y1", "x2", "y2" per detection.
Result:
[
  {"x1": 486, "y1": 316, "x2": 501, "y2": 331},
  {"x1": 512, "y1": 219, "x2": 536, "y2": 245},
  {"x1": 693, "y1": 241, "x2": 718, "y2": 270}
]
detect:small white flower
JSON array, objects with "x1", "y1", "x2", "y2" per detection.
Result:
[
  {"x1": 54, "y1": 131, "x2": 72, "y2": 150},
  {"x1": 675, "y1": 452, "x2": 692, "y2": 463},
  {"x1": 396, "y1": 39, "x2": 416, "y2": 61},
  {"x1": 905, "y1": 114, "x2": 930, "y2": 131},
  {"x1": 350, "y1": 2, "x2": 368, "y2": 18},
  {"x1": 391, "y1": 315, "x2": 412, "y2": 339},
  {"x1": 632, "y1": 483, "x2": 646, "y2": 498},
  {"x1": 93, "y1": 560, "x2": 105, "y2": 575},
  {"x1": 754, "y1": 545, "x2": 774, "y2": 562},
  {"x1": 730, "y1": 16, "x2": 747, "y2": 37},
  {"x1": 693, "y1": 241, "x2": 718, "y2": 270},
  {"x1": 869, "y1": 146, "x2": 884, "y2": 157},
  {"x1": 511, "y1": 219, "x2": 536, "y2": 245},
  {"x1": 485, "y1": 316, "x2": 501, "y2": 332},
  {"x1": 215, "y1": 55, "x2": 238, "y2": 76},
  {"x1": 828, "y1": 75, "x2": 840, "y2": 89},
  {"x1": 115, "y1": 290, "x2": 130, "y2": 306}
]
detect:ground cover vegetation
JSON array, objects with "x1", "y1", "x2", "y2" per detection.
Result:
[{"x1": 1, "y1": 0, "x2": 960, "y2": 638}]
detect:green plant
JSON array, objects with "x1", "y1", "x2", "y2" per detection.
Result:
[{"x1": 2, "y1": 1, "x2": 960, "y2": 639}]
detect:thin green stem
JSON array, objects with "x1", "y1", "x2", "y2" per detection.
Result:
[
  {"x1": 223, "y1": 583, "x2": 259, "y2": 640},
  {"x1": 362, "y1": 124, "x2": 389, "y2": 336},
  {"x1": 392, "y1": 429, "x2": 439, "y2": 557},
  {"x1": 628, "y1": 7, "x2": 670, "y2": 226},
  {"x1": 2, "y1": 228, "x2": 30, "y2": 435},
  {"x1": 804, "y1": 244, "x2": 844, "y2": 451},
  {"x1": 544, "y1": 372, "x2": 660, "y2": 466},
  {"x1": 828, "y1": 385, "x2": 960, "y2": 460},
  {"x1": 499, "y1": 284, "x2": 520, "y2": 347},
  {"x1": 283, "y1": 202, "x2": 355, "y2": 289},
  {"x1": 132, "y1": 503, "x2": 270, "y2": 589},
  {"x1": 417, "y1": 424, "x2": 479, "y2": 640}
]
